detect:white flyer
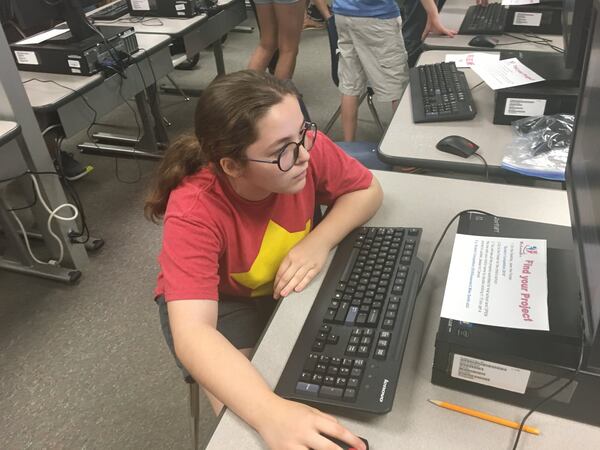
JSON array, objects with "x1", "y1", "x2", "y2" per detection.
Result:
[
  {"x1": 441, "y1": 234, "x2": 549, "y2": 331},
  {"x1": 502, "y1": 0, "x2": 540, "y2": 5},
  {"x1": 470, "y1": 57, "x2": 545, "y2": 90},
  {"x1": 444, "y1": 52, "x2": 501, "y2": 68}
]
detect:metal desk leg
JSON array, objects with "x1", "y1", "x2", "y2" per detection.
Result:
[
  {"x1": 0, "y1": 194, "x2": 81, "y2": 283},
  {"x1": 212, "y1": 40, "x2": 226, "y2": 77}
]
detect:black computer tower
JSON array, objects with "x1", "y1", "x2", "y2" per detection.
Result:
[
  {"x1": 10, "y1": 25, "x2": 138, "y2": 76},
  {"x1": 431, "y1": 214, "x2": 600, "y2": 427}
]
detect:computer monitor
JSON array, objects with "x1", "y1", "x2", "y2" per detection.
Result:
[
  {"x1": 565, "y1": 0, "x2": 600, "y2": 350},
  {"x1": 562, "y1": 0, "x2": 594, "y2": 70},
  {"x1": 10, "y1": 0, "x2": 99, "y2": 40}
]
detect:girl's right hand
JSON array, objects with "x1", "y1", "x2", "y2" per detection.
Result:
[{"x1": 257, "y1": 398, "x2": 366, "y2": 450}]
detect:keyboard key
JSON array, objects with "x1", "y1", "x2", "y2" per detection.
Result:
[
  {"x1": 347, "y1": 377, "x2": 360, "y2": 388},
  {"x1": 324, "y1": 376, "x2": 335, "y2": 386},
  {"x1": 300, "y1": 371, "x2": 312, "y2": 382},
  {"x1": 320, "y1": 386, "x2": 344, "y2": 399},
  {"x1": 296, "y1": 382, "x2": 319, "y2": 395},
  {"x1": 312, "y1": 340, "x2": 325, "y2": 352},
  {"x1": 327, "y1": 366, "x2": 339, "y2": 376},
  {"x1": 343, "y1": 388, "x2": 357, "y2": 401},
  {"x1": 374, "y1": 348, "x2": 387, "y2": 360}
]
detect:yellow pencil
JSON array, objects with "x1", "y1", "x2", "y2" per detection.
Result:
[{"x1": 428, "y1": 399, "x2": 540, "y2": 436}]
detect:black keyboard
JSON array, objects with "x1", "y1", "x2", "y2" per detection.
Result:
[
  {"x1": 90, "y1": 0, "x2": 129, "y2": 21},
  {"x1": 459, "y1": 3, "x2": 507, "y2": 35},
  {"x1": 409, "y1": 62, "x2": 476, "y2": 123},
  {"x1": 275, "y1": 226, "x2": 424, "y2": 414}
]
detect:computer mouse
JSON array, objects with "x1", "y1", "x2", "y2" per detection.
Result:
[
  {"x1": 436, "y1": 135, "x2": 479, "y2": 158},
  {"x1": 320, "y1": 434, "x2": 369, "y2": 450},
  {"x1": 468, "y1": 35, "x2": 497, "y2": 48}
]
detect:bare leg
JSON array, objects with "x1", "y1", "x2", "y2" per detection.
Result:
[
  {"x1": 203, "y1": 347, "x2": 254, "y2": 415},
  {"x1": 273, "y1": 1, "x2": 305, "y2": 79},
  {"x1": 311, "y1": 0, "x2": 331, "y2": 19},
  {"x1": 341, "y1": 94, "x2": 359, "y2": 141},
  {"x1": 248, "y1": 5, "x2": 278, "y2": 72}
]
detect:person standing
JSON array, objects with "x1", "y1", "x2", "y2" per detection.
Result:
[{"x1": 248, "y1": 0, "x2": 306, "y2": 79}]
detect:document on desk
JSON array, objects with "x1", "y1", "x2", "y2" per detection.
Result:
[
  {"x1": 17, "y1": 28, "x2": 69, "y2": 45},
  {"x1": 441, "y1": 234, "x2": 549, "y2": 331},
  {"x1": 445, "y1": 52, "x2": 500, "y2": 68},
  {"x1": 502, "y1": 0, "x2": 540, "y2": 5},
  {"x1": 470, "y1": 58, "x2": 545, "y2": 90}
]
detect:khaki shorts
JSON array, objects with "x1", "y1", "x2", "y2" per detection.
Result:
[{"x1": 336, "y1": 14, "x2": 409, "y2": 102}]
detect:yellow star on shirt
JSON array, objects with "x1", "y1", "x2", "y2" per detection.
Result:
[{"x1": 231, "y1": 219, "x2": 311, "y2": 297}]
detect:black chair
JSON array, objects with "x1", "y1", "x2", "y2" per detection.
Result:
[{"x1": 323, "y1": 15, "x2": 384, "y2": 135}]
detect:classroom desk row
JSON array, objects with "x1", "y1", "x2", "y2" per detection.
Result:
[
  {"x1": 19, "y1": 0, "x2": 247, "y2": 158},
  {"x1": 205, "y1": 171, "x2": 600, "y2": 449}
]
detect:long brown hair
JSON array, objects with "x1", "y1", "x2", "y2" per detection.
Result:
[{"x1": 144, "y1": 70, "x2": 298, "y2": 222}]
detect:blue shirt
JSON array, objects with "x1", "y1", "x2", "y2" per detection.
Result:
[{"x1": 332, "y1": 0, "x2": 401, "y2": 19}]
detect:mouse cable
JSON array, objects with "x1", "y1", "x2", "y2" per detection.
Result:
[
  {"x1": 416, "y1": 209, "x2": 495, "y2": 297},
  {"x1": 472, "y1": 152, "x2": 489, "y2": 181},
  {"x1": 512, "y1": 312, "x2": 585, "y2": 450}
]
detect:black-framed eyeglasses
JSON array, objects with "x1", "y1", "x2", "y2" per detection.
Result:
[{"x1": 245, "y1": 122, "x2": 317, "y2": 172}]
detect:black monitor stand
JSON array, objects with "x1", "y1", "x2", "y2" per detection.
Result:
[{"x1": 61, "y1": 0, "x2": 97, "y2": 42}]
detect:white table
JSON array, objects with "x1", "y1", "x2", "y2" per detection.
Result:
[
  {"x1": 378, "y1": 50, "x2": 562, "y2": 185},
  {"x1": 205, "y1": 170, "x2": 600, "y2": 449}
]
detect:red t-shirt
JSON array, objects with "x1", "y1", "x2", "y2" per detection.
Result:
[{"x1": 155, "y1": 132, "x2": 373, "y2": 302}]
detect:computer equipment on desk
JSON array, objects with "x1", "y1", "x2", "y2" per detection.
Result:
[
  {"x1": 468, "y1": 35, "x2": 497, "y2": 48},
  {"x1": 126, "y1": 0, "x2": 206, "y2": 18},
  {"x1": 459, "y1": 2, "x2": 563, "y2": 36},
  {"x1": 10, "y1": 1, "x2": 138, "y2": 76},
  {"x1": 322, "y1": 434, "x2": 369, "y2": 450},
  {"x1": 275, "y1": 226, "x2": 424, "y2": 413},
  {"x1": 409, "y1": 62, "x2": 476, "y2": 124},
  {"x1": 433, "y1": 1, "x2": 600, "y2": 425},
  {"x1": 89, "y1": 0, "x2": 129, "y2": 21},
  {"x1": 436, "y1": 136, "x2": 479, "y2": 158},
  {"x1": 459, "y1": 3, "x2": 507, "y2": 35}
]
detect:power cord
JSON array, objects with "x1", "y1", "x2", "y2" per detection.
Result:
[
  {"x1": 472, "y1": 152, "x2": 489, "y2": 180},
  {"x1": 6, "y1": 173, "x2": 79, "y2": 266},
  {"x1": 417, "y1": 209, "x2": 494, "y2": 296},
  {"x1": 512, "y1": 314, "x2": 585, "y2": 449},
  {"x1": 500, "y1": 33, "x2": 564, "y2": 53}
]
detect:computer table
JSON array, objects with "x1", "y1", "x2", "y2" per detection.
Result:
[
  {"x1": 21, "y1": 33, "x2": 174, "y2": 159},
  {"x1": 204, "y1": 170, "x2": 600, "y2": 449},
  {"x1": 424, "y1": 0, "x2": 564, "y2": 53},
  {"x1": 92, "y1": 0, "x2": 247, "y2": 80},
  {"x1": 377, "y1": 50, "x2": 562, "y2": 186}
]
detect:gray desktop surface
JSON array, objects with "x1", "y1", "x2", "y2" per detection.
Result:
[
  {"x1": 206, "y1": 171, "x2": 600, "y2": 449},
  {"x1": 20, "y1": 33, "x2": 170, "y2": 112},
  {"x1": 424, "y1": 0, "x2": 564, "y2": 53},
  {"x1": 20, "y1": 33, "x2": 172, "y2": 138},
  {"x1": 0, "y1": 121, "x2": 21, "y2": 147},
  {"x1": 378, "y1": 50, "x2": 554, "y2": 182}
]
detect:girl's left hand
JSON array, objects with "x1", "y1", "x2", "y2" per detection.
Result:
[{"x1": 273, "y1": 237, "x2": 330, "y2": 300}]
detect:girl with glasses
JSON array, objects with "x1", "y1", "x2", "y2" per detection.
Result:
[{"x1": 146, "y1": 70, "x2": 380, "y2": 450}]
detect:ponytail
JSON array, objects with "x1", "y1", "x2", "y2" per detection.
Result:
[
  {"x1": 144, "y1": 70, "x2": 298, "y2": 223},
  {"x1": 144, "y1": 135, "x2": 205, "y2": 223}
]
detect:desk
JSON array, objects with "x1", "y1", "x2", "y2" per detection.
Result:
[
  {"x1": 205, "y1": 170, "x2": 600, "y2": 449},
  {"x1": 378, "y1": 50, "x2": 559, "y2": 185},
  {"x1": 0, "y1": 121, "x2": 80, "y2": 282},
  {"x1": 21, "y1": 33, "x2": 173, "y2": 158},
  {"x1": 424, "y1": 0, "x2": 564, "y2": 53},
  {"x1": 94, "y1": 0, "x2": 247, "y2": 77}
]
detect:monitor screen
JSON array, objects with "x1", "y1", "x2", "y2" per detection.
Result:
[
  {"x1": 562, "y1": 0, "x2": 594, "y2": 70},
  {"x1": 10, "y1": 0, "x2": 98, "y2": 32},
  {"x1": 566, "y1": 0, "x2": 600, "y2": 344}
]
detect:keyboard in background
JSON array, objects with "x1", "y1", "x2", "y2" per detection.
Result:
[
  {"x1": 275, "y1": 226, "x2": 424, "y2": 414},
  {"x1": 409, "y1": 62, "x2": 477, "y2": 123},
  {"x1": 459, "y1": 2, "x2": 507, "y2": 35},
  {"x1": 90, "y1": 0, "x2": 129, "y2": 21}
]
